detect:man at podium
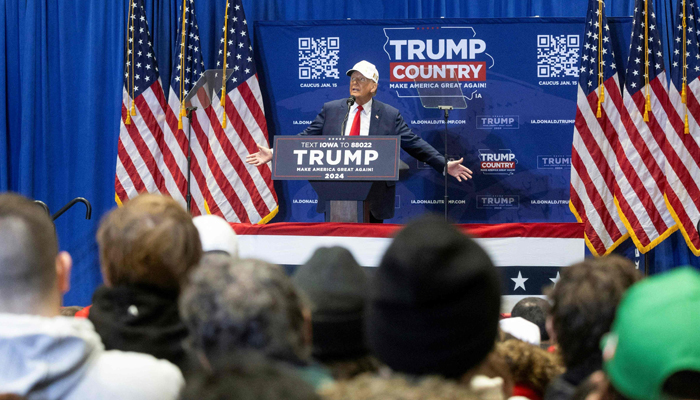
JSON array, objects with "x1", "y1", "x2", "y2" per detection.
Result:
[{"x1": 247, "y1": 60, "x2": 472, "y2": 222}]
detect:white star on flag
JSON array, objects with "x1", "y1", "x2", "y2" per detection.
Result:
[{"x1": 511, "y1": 271, "x2": 528, "y2": 291}]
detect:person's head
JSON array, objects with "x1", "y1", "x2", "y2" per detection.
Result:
[
  {"x1": 181, "y1": 350, "x2": 320, "y2": 400},
  {"x1": 600, "y1": 267, "x2": 700, "y2": 400},
  {"x1": 180, "y1": 254, "x2": 310, "y2": 365},
  {"x1": 192, "y1": 215, "x2": 238, "y2": 258},
  {"x1": 367, "y1": 214, "x2": 501, "y2": 379},
  {"x1": 292, "y1": 246, "x2": 368, "y2": 363},
  {"x1": 97, "y1": 194, "x2": 201, "y2": 291},
  {"x1": 0, "y1": 193, "x2": 71, "y2": 316},
  {"x1": 511, "y1": 297, "x2": 550, "y2": 341},
  {"x1": 346, "y1": 60, "x2": 378, "y2": 105},
  {"x1": 495, "y1": 339, "x2": 564, "y2": 397},
  {"x1": 546, "y1": 255, "x2": 641, "y2": 370}
]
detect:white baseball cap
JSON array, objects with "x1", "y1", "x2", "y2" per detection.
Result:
[
  {"x1": 192, "y1": 215, "x2": 238, "y2": 258},
  {"x1": 346, "y1": 60, "x2": 379, "y2": 83},
  {"x1": 499, "y1": 317, "x2": 541, "y2": 346}
]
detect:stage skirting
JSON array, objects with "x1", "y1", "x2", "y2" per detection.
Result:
[{"x1": 232, "y1": 222, "x2": 584, "y2": 311}]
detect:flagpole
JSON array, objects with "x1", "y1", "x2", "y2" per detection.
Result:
[
  {"x1": 644, "y1": 0, "x2": 650, "y2": 122},
  {"x1": 126, "y1": 0, "x2": 136, "y2": 125},
  {"x1": 220, "y1": 0, "x2": 230, "y2": 129},
  {"x1": 185, "y1": 106, "x2": 197, "y2": 212},
  {"x1": 597, "y1": 0, "x2": 605, "y2": 118}
]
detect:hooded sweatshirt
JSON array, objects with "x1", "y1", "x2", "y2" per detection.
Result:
[{"x1": 0, "y1": 313, "x2": 184, "y2": 399}]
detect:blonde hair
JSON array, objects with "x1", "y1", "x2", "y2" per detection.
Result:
[{"x1": 97, "y1": 194, "x2": 201, "y2": 290}]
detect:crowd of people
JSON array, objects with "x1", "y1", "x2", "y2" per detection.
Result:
[{"x1": 0, "y1": 192, "x2": 698, "y2": 399}]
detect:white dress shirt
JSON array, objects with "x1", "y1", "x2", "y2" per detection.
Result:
[{"x1": 344, "y1": 99, "x2": 373, "y2": 136}]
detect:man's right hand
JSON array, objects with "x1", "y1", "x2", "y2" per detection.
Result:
[{"x1": 246, "y1": 144, "x2": 273, "y2": 166}]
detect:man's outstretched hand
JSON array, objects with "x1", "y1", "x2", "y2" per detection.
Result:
[
  {"x1": 447, "y1": 158, "x2": 473, "y2": 182},
  {"x1": 246, "y1": 144, "x2": 273, "y2": 166}
]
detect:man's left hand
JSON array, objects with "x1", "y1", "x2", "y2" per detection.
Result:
[{"x1": 447, "y1": 158, "x2": 473, "y2": 182}]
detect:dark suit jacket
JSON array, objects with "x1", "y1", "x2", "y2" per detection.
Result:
[{"x1": 300, "y1": 98, "x2": 445, "y2": 219}]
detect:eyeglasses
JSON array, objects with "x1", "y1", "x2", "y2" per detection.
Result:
[{"x1": 350, "y1": 76, "x2": 370, "y2": 84}]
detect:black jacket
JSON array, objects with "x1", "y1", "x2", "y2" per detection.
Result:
[{"x1": 88, "y1": 284, "x2": 190, "y2": 370}]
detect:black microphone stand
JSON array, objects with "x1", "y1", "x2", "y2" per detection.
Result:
[
  {"x1": 340, "y1": 96, "x2": 356, "y2": 135},
  {"x1": 438, "y1": 105, "x2": 453, "y2": 221}
]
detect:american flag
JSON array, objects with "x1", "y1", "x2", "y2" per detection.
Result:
[
  {"x1": 116, "y1": 0, "x2": 170, "y2": 204},
  {"x1": 201, "y1": 0, "x2": 278, "y2": 223},
  {"x1": 570, "y1": 0, "x2": 628, "y2": 255},
  {"x1": 162, "y1": 0, "x2": 212, "y2": 216},
  {"x1": 665, "y1": 0, "x2": 700, "y2": 255},
  {"x1": 616, "y1": 0, "x2": 676, "y2": 252}
]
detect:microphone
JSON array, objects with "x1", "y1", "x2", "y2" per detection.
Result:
[{"x1": 341, "y1": 96, "x2": 356, "y2": 135}]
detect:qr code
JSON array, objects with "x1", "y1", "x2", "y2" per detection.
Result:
[
  {"x1": 298, "y1": 37, "x2": 340, "y2": 80},
  {"x1": 536, "y1": 35, "x2": 580, "y2": 78}
]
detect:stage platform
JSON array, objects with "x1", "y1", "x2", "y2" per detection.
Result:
[{"x1": 231, "y1": 222, "x2": 584, "y2": 312}]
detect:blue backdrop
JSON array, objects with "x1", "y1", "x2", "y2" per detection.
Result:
[
  {"x1": 0, "y1": 0, "x2": 695, "y2": 306},
  {"x1": 254, "y1": 18, "x2": 633, "y2": 225}
]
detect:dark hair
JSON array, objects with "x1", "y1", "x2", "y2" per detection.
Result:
[
  {"x1": 546, "y1": 255, "x2": 640, "y2": 369},
  {"x1": 97, "y1": 194, "x2": 201, "y2": 291},
  {"x1": 0, "y1": 193, "x2": 58, "y2": 299},
  {"x1": 59, "y1": 306, "x2": 84, "y2": 317},
  {"x1": 180, "y1": 255, "x2": 309, "y2": 364},
  {"x1": 511, "y1": 297, "x2": 550, "y2": 341},
  {"x1": 182, "y1": 351, "x2": 320, "y2": 400}
]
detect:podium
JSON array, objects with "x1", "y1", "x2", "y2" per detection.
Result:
[
  {"x1": 310, "y1": 181, "x2": 373, "y2": 222},
  {"x1": 271, "y1": 136, "x2": 400, "y2": 223}
]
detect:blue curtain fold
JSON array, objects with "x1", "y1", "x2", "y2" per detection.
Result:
[{"x1": 0, "y1": 0, "x2": 693, "y2": 306}]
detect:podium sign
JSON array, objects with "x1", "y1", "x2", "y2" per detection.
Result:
[{"x1": 271, "y1": 136, "x2": 400, "y2": 181}]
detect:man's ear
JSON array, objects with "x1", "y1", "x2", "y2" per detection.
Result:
[
  {"x1": 546, "y1": 315, "x2": 556, "y2": 343},
  {"x1": 56, "y1": 251, "x2": 72, "y2": 294},
  {"x1": 302, "y1": 308, "x2": 313, "y2": 348}
]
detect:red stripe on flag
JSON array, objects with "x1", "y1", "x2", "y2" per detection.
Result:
[
  {"x1": 233, "y1": 83, "x2": 277, "y2": 201},
  {"x1": 163, "y1": 97, "x2": 191, "y2": 157},
  {"x1": 116, "y1": 134, "x2": 146, "y2": 194},
  {"x1": 571, "y1": 144, "x2": 621, "y2": 255},
  {"x1": 574, "y1": 103, "x2": 625, "y2": 241},
  {"x1": 120, "y1": 103, "x2": 162, "y2": 191},
  {"x1": 606, "y1": 85, "x2": 668, "y2": 237},
  {"x1": 199, "y1": 106, "x2": 252, "y2": 223},
  {"x1": 660, "y1": 91, "x2": 686, "y2": 135},
  {"x1": 238, "y1": 81, "x2": 269, "y2": 141},
  {"x1": 665, "y1": 186, "x2": 700, "y2": 249},
  {"x1": 220, "y1": 99, "x2": 272, "y2": 217},
  {"x1": 682, "y1": 90, "x2": 700, "y2": 158},
  {"x1": 582, "y1": 91, "x2": 619, "y2": 197},
  {"x1": 115, "y1": 172, "x2": 129, "y2": 204},
  {"x1": 664, "y1": 91, "x2": 700, "y2": 204},
  {"x1": 135, "y1": 89, "x2": 188, "y2": 199}
]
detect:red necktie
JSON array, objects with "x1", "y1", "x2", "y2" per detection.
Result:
[{"x1": 348, "y1": 105, "x2": 363, "y2": 136}]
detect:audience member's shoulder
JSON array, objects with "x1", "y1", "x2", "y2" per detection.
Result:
[{"x1": 77, "y1": 350, "x2": 184, "y2": 400}]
